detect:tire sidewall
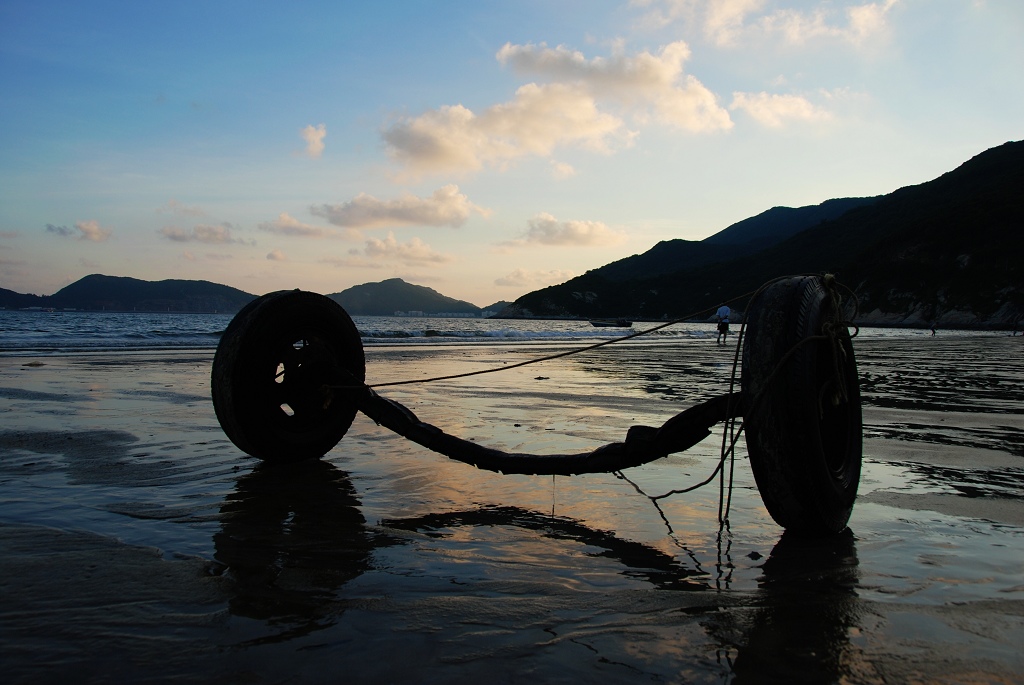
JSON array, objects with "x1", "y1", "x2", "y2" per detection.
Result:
[
  {"x1": 212, "y1": 290, "x2": 365, "y2": 462},
  {"x1": 742, "y1": 276, "x2": 862, "y2": 534}
]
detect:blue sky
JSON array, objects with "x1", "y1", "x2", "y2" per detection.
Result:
[{"x1": 1, "y1": 0, "x2": 1021, "y2": 306}]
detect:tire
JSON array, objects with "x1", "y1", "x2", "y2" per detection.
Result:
[
  {"x1": 741, "y1": 276, "x2": 862, "y2": 535},
  {"x1": 212, "y1": 290, "x2": 365, "y2": 462}
]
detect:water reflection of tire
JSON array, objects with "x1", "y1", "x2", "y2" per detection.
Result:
[
  {"x1": 742, "y1": 276, "x2": 862, "y2": 534},
  {"x1": 212, "y1": 290, "x2": 365, "y2": 463},
  {"x1": 730, "y1": 529, "x2": 861, "y2": 683},
  {"x1": 214, "y1": 459, "x2": 384, "y2": 637}
]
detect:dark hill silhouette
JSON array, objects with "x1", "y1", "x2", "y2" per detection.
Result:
[
  {"x1": 0, "y1": 275, "x2": 488, "y2": 315},
  {"x1": 703, "y1": 197, "x2": 877, "y2": 248},
  {"x1": 0, "y1": 287, "x2": 50, "y2": 310},
  {"x1": 0, "y1": 274, "x2": 257, "y2": 312},
  {"x1": 504, "y1": 140, "x2": 1023, "y2": 327},
  {"x1": 328, "y1": 278, "x2": 481, "y2": 315},
  {"x1": 591, "y1": 196, "x2": 874, "y2": 283}
]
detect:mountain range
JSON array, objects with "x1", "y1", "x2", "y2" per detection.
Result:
[
  {"x1": 502, "y1": 139, "x2": 1023, "y2": 327},
  {"x1": 2, "y1": 140, "x2": 1020, "y2": 326},
  {"x1": 0, "y1": 274, "x2": 509, "y2": 317}
]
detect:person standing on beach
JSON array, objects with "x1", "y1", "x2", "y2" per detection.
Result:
[{"x1": 716, "y1": 304, "x2": 730, "y2": 345}]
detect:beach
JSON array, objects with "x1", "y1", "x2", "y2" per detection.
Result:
[{"x1": 2, "y1": 336, "x2": 1023, "y2": 683}]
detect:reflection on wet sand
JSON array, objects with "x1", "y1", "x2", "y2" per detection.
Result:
[
  {"x1": 214, "y1": 459, "x2": 399, "y2": 644},
  {"x1": 723, "y1": 531, "x2": 865, "y2": 683},
  {"x1": 383, "y1": 505, "x2": 708, "y2": 591},
  {"x1": 221, "y1": 476, "x2": 867, "y2": 683}
]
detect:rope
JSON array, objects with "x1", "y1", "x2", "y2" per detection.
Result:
[
  {"x1": 341, "y1": 274, "x2": 858, "y2": 536},
  {"x1": 334, "y1": 287, "x2": 761, "y2": 390},
  {"x1": 613, "y1": 273, "x2": 860, "y2": 529}
]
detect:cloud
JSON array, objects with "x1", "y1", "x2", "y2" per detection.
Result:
[
  {"x1": 495, "y1": 268, "x2": 576, "y2": 288},
  {"x1": 46, "y1": 224, "x2": 74, "y2": 237},
  {"x1": 500, "y1": 40, "x2": 733, "y2": 133},
  {"x1": 301, "y1": 123, "x2": 326, "y2": 158},
  {"x1": 496, "y1": 40, "x2": 693, "y2": 92},
  {"x1": 760, "y1": 0, "x2": 899, "y2": 46},
  {"x1": 502, "y1": 213, "x2": 627, "y2": 248},
  {"x1": 628, "y1": 0, "x2": 695, "y2": 29},
  {"x1": 311, "y1": 185, "x2": 488, "y2": 229},
  {"x1": 550, "y1": 161, "x2": 577, "y2": 179},
  {"x1": 704, "y1": 0, "x2": 766, "y2": 45},
  {"x1": 729, "y1": 91, "x2": 833, "y2": 127},
  {"x1": 362, "y1": 232, "x2": 453, "y2": 265},
  {"x1": 632, "y1": 0, "x2": 899, "y2": 47},
  {"x1": 267, "y1": 249, "x2": 287, "y2": 261},
  {"x1": 159, "y1": 222, "x2": 251, "y2": 245},
  {"x1": 382, "y1": 83, "x2": 633, "y2": 177},
  {"x1": 0, "y1": 230, "x2": 21, "y2": 239},
  {"x1": 381, "y1": 40, "x2": 733, "y2": 177},
  {"x1": 845, "y1": 0, "x2": 900, "y2": 43},
  {"x1": 46, "y1": 220, "x2": 112, "y2": 242},
  {"x1": 76, "y1": 221, "x2": 112, "y2": 242},
  {"x1": 257, "y1": 212, "x2": 362, "y2": 240},
  {"x1": 159, "y1": 199, "x2": 206, "y2": 217}
]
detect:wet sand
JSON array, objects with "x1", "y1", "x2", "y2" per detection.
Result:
[{"x1": 1, "y1": 337, "x2": 1023, "y2": 683}]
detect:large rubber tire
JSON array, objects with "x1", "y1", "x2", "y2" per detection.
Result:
[
  {"x1": 212, "y1": 290, "x2": 365, "y2": 463},
  {"x1": 742, "y1": 276, "x2": 862, "y2": 535}
]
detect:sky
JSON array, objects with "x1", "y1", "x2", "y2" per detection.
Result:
[{"x1": 1, "y1": 0, "x2": 1021, "y2": 307}]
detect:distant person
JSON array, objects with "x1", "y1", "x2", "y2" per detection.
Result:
[
  {"x1": 929, "y1": 321, "x2": 937, "y2": 336},
  {"x1": 716, "y1": 304, "x2": 730, "y2": 345}
]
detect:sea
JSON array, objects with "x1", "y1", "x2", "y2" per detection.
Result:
[{"x1": 0, "y1": 308, "x2": 984, "y2": 354}]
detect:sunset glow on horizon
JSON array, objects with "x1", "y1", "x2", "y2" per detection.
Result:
[{"x1": 1, "y1": 1, "x2": 1021, "y2": 306}]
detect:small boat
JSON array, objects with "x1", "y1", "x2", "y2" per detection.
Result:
[{"x1": 590, "y1": 318, "x2": 633, "y2": 328}]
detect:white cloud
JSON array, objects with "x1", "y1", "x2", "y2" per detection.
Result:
[
  {"x1": 300, "y1": 123, "x2": 326, "y2": 158},
  {"x1": 845, "y1": 0, "x2": 900, "y2": 43},
  {"x1": 257, "y1": 212, "x2": 362, "y2": 240},
  {"x1": 633, "y1": 0, "x2": 899, "y2": 47},
  {"x1": 311, "y1": 185, "x2": 488, "y2": 229},
  {"x1": 496, "y1": 40, "x2": 692, "y2": 93},
  {"x1": 729, "y1": 91, "x2": 833, "y2": 127},
  {"x1": 76, "y1": 220, "x2": 112, "y2": 242},
  {"x1": 383, "y1": 83, "x2": 631, "y2": 177},
  {"x1": 497, "y1": 41, "x2": 731, "y2": 134},
  {"x1": 550, "y1": 160, "x2": 577, "y2": 179},
  {"x1": 503, "y1": 212, "x2": 627, "y2": 248},
  {"x1": 381, "y1": 40, "x2": 736, "y2": 178},
  {"x1": 159, "y1": 223, "x2": 249, "y2": 245},
  {"x1": 705, "y1": 0, "x2": 767, "y2": 45},
  {"x1": 361, "y1": 232, "x2": 453, "y2": 265},
  {"x1": 629, "y1": 0, "x2": 696, "y2": 29},
  {"x1": 267, "y1": 249, "x2": 287, "y2": 261},
  {"x1": 495, "y1": 268, "x2": 576, "y2": 288}
]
